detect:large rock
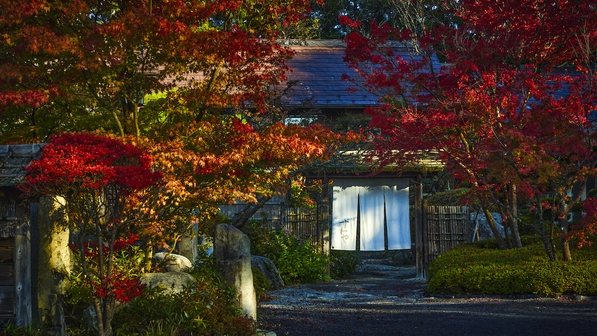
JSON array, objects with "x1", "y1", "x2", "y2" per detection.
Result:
[
  {"x1": 470, "y1": 212, "x2": 506, "y2": 241},
  {"x1": 251, "y1": 256, "x2": 284, "y2": 289},
  {"x1": 37, "y1": 195, "x2": 70, "y2": 335},
  {"x1": 139, "y1": 272, "x2": 196, "y2": 295},
  {"x1": 214, "y1": 224, "x2": 257, "y2": 320},
  {"x1": 214, "y1": 224, "x2": 251, "y2": 260},
  {"x1": 178, "y1": 223, "x2": 199, "y2": 262},
  {"x1": 153, "y1": 252, "x2": 193, "y2": 272}
]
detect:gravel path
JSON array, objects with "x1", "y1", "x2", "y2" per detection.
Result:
[{"x1": 258, "y1": 265, "x2": 597, "y2": 336}]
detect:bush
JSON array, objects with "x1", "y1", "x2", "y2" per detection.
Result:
[
  {"x1": 425, "y1": 188, "x2": 470, "y2": 206},
  {"x1": 427, "y1": 236, "x2": 597, "y2": 296},
  {"x1": 246, "y1": 221, "x2": 330, "y2": 284},
  {"x1": 330, "y1": 250, "x2": 362, "y2": 279},
  {"x1": 0, "y1": 325, "x2": 53, "y2": 336},
  {"x1": 111, "y1": 259, "x2": 256, "y2": 336}
]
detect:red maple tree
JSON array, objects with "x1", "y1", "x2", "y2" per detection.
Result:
[
  {"x1": 21, "y1": 133, "x2": 162, "y2": 336},
  {"x1": 343, "y1": 0, "x2": 597, "y2": 260}
]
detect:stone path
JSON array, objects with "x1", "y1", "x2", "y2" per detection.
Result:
[{"x1": 258, "y1": 263, "x2": 597, "y2": 336}]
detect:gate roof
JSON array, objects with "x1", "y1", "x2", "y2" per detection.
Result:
[{"x1": 0, "y1": 144, "x2": 44, "y2": 187}]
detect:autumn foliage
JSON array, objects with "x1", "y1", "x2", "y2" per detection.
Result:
[
  {"x1": 343, "y1": 0, "x2": 597, "y2": 260},
  {"x1": 129, "y1": 115, "x2": 359, "y2": 246},
  {"x1": 23, "y1": 133, "x2": 161, "y2": 193},
  {"x1": 21, "y1": 133, "x2": 162, "y2": 336},
  {"x1": 2, "y1": 0, "x2": 356, "y2": 334},
  {"x1": 0, "y1": 0, "x2": 320, "y2": 140}
]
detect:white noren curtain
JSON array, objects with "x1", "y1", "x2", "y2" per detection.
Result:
[
  {"x1": 331, "y1": 182, "x2": 359, "y2": 250},
  {"x1": 385, "y1": 181, "x2": 411, "y2": 250},
  {"x1": 359, "y1": 186, "x2": 385, "y2": 251}
]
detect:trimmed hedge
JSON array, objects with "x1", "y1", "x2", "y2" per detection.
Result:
[{"x1": 427, "y1": 237, "x2": 597, "y2": 296}]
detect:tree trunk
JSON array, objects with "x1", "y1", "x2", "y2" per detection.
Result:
[
  {"x1": 92, "y1": 297, "x2": 105, "y2": 336},
  {"x1": 500, "y1": 207, "x2": 512, "y2": 248},
  {"x1": 229, "y1": 195, "x2": 272, "y2": 229},
  {"x1": 110, "y1": 110, "x2": 125, "y2": 137},
  {"x1": 558, "y1": 198, "x2": 573, "y2": 261},
  {"x1": 559, "y1": 217, "x2": 573, "y2": 261},
  {"x1": 538, "y1": 231, "x2": 557, "y2": 261},
  {"x1": 562, "y1": 239, "x2": 572, "y2": 261},
  {"x1": 101, "y1": 298, "x2": 115, "y2": 336},
  {"x1": 509, "y1": 184, "x2": 522, "y2": 248}
]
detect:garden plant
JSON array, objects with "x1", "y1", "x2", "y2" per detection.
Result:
[{"x1": 428, "y1": 237, "x2": 597, "y2": 297}]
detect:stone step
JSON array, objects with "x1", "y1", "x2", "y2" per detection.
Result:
[{"x1": 361, "y1": 258, "x2": 392, "y2": 264}]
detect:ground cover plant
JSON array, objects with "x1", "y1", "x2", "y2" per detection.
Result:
[
  {"x1": 427, "y1": 237, "x2": 597, "y2": 297},
  {"x1": 329, "y1": 250, "x2": 362, "y2": 279}
]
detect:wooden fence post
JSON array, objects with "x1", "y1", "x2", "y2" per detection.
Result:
[
  {"x1": 15, "y1": 202, "x2": 32, "y2": 327},
  {"x1": 414, "y1": 182, "x2": 425, "y2": 279},
  {"x1": 321, "y1": 176, "x2": 331, "y2": 276}
]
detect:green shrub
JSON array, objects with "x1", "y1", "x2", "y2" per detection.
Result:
[
  {"x1": 427, "y1": 237, "x2": 597, "y2": 296},
  {"x1": 0, "y1": 325, "x2": 53, "y2": 336},
  {"x1": 112, "y1": 259, "x2": 256, "y2": 336},
  {"x1": 425, "y1": 188, "x2": 470, "y2": 206},
  {"x1": 276, "y1": 237, "x2": 330, "y2": 284},
  {"x1": 246, "y1": 221, "x2": 330, "y2": 284},
  {"x1": 330, "y1": 250, "x2": 362, "y2": 279}
]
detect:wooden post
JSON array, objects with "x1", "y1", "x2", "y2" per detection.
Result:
[
  {"x1": 15, "y1": 202, "x2": 32, "y2": 327},
  {"x1": 321, "y1": 176, "x2": 331, "y2": 276},
  {"x1": 414, "y1": 181, "x2": 425, "y2": 279},
  {"x1": 29, "y1": 201, "x2": 39, "y2": 325},
  {"x1": 422, "y1": 199, "x2": 428, "y2": 279}
]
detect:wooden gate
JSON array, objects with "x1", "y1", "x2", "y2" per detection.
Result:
[{"x1": 416, "y1": 203, "x2": 472, "y2": 279}]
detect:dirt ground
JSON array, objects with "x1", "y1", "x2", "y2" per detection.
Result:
[{"x1": 257, "y1": 264, "x2": 597, "y2": 336}]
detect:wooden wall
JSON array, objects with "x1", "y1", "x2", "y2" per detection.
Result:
[
  {"x1": 0, "y1": 188, "x2": 32, "y2": 327},
  {"x1": 0, "y1": 238, "x2": 14, "y2": 325}
]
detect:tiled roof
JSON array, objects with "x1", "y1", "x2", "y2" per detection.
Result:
[
  {"x1": 281, "y1": 44, "x2": 379, "y2": 107},
  {"x1": 0, "y1": 144, "x2": 44, "y2": 187},
  {"x1": 175, "y1": 39, "x2": 433, "y2": 109},
  {"x1": 280, "y1": 40, "x2": 432, "y2": 108}
]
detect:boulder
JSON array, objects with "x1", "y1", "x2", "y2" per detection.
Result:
[
  {"x1": 139, "y1": 272, "x2": 196, "y2": 295},
  {"x1": 37, "y1": 195, "x2": 70, "y2": 335},
  {"x1": 251, "y1": 255, "x2": 284, "y2": 289},
  {"x1": 153, "y1": 252, "x2": 193, "y2": 272},
  {"x1": 471, "y1": 212, "x2": 506, "y2": 241},
  {"x1": 214, "y1": 224, "x2": 251, "y2": 260},
  {"x1": 178, "y1": 223, "x2": 199, "y2": 262},
  {"x1": 214, "y1": 224, "x2": 257, "y2": 320}
]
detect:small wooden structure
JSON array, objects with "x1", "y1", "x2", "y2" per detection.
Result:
[{"x1": 0, "y1": 144, "x2": 44, "y2": 327}]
